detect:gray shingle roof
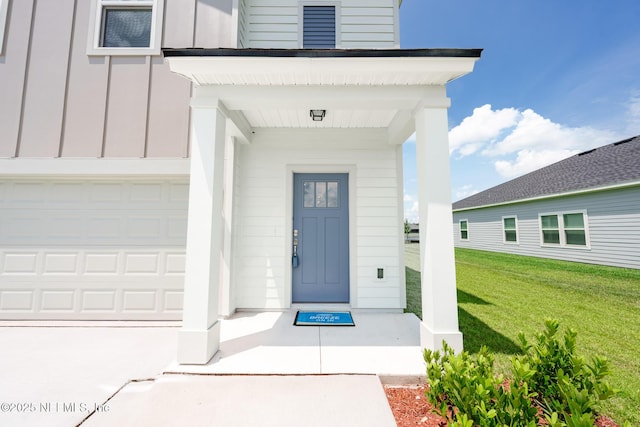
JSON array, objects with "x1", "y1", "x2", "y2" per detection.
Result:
[{"x1": 452, "y1": 135, "x2": 640, "y2": 210}]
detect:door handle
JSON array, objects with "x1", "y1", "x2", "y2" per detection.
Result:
[{"x1": 292, "y1": 229, "x2": 299, "y2": 268}]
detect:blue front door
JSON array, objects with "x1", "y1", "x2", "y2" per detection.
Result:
[{"x1": 292, "y1": 173, "x2": 349, "y2": 303}]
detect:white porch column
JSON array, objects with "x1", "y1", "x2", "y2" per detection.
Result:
[
  {"x1": 414, "y1": 105, "x2": 463, "y2": 353},
  {"x1": 178, "y1": 102, "x2": 227, "y2": 364}
]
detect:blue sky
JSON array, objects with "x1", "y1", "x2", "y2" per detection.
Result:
[{"x1": 399, "y1": 0, "x2": 640, "y2": 221}]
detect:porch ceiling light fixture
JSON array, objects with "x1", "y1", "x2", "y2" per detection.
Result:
[{"x1": 309, "y1": 109, "x2": 326, "y2": 122}]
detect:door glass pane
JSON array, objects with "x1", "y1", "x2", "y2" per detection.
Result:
[
  {"x1": 563, "y1": 213, "x2": 584, "y2": 228},
  {"x1": 303, "y1": 181, "x2": 315, "y2": 208},
  {"x1": 315, "y1": 182, "x2": 327, "y2": 207},
  {"x1": 327, "y1": 182, "x2": 338, "y2": 207}
]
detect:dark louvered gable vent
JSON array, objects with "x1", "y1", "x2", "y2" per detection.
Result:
[{"x1": 303, "y1": 6, "x2": 336, "y2": 48}]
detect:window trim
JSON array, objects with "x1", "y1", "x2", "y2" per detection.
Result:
[
  {"x1": 87, "y1": 0, "x2": 164, "y2": 56},
  {"x1": 502, "y1": 215, "x2": 519, "y2": 244},
  {"x1": 298, "y1": 1, "x2": 342, "y2": 49},
  {"x1": 538, "y1": 210, "x2": 590, "y2": 249},
  {"x1": 459, "y1": 219, "x2": 469, "y2": 241},
  {"x1": 0, "y1": 0, "x2": 9, "y2": 55}
]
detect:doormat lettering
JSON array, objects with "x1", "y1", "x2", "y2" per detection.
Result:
[{"x1": 294, "y1": 311, "x2": 355, "y2": 326}]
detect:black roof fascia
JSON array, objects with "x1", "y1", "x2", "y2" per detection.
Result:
[{"x1": 162, "y1": 47, "x2": 482, "y2": 59}]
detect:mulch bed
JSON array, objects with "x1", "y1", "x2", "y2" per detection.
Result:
[
  {"x1": 383, "y1": 385, "x2": 620, "y2": 427},
  {"x1": 384, "y1": 385, "x2": 445, "y2": 426}
]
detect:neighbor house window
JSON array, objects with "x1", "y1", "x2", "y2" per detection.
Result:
[
  {"x1": 563, "y1": 213, "x2": 587, "y2": 246},
  {"x1": 539, "y1": 211, "x2": 589, "y2": 248},
  {"x1": 300, "y1": 2, "x2": 340, "y2": 48},
  {"x1": 88, "y1": 0, "x2": 164, "y2": 55},
  {"x1": 459, "y1": 220, "x2": 469, "y2": 241},
  {"x1": 540, "y1": 214, "x2": 560, "y2": 244},
  {"x1": 0, "y1": 0, "x2": 9, "y2": 55},
  {"x1": 503, "y1": 216, "x2": 518, "y2": 243}
]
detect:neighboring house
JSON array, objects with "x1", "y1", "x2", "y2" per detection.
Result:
[
  {"x1": 452, "y1": 136, "x2": 640, "y2": 270},
  {"x1": 0, "y1": 0, "x2": 481, "y2": 364},
  {"x1": 405, "y1": 223, "x2": 419, "y2": 243}
]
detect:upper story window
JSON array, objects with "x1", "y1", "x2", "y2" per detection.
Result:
[
  {"x1": 539, "y1": 211, "x2": 590, "y2": 248},
  {"x1": 0, "y1": 0, "x2": 9, "y2": 55},
  {"x1": 300, "y1": 2, "x2": 340, "y2": 48},
  {"x1": 102, "y1": 8, "x2": 152, "y2": 47},
  {"x1": 88, "y1": 0, "x2": 164, "y2": 56}
]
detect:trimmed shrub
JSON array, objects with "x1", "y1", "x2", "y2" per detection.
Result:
[{"x1": 423, "y1": 320, "x2": 621, "y2": 426}]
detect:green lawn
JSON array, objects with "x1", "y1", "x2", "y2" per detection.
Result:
[{"x1": 404, "y1": 244, "x2": 640, "y2": 425}]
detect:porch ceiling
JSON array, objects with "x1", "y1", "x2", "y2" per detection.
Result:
[
  {"x1": 163, "y1": 48, "x2": 482, "y2": 141},
  {"x1": 243, "y1": 109, "x2": 397, "y2": 129}
]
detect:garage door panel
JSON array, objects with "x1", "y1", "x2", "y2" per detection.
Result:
[
  {"x1": 0, "y1": 179, "x2": 188, "y2": 320},
  {"x1": 84, "y1": 252, "x2": 120, "y2": 274},
  {"x1": 2, "y1": 216, "x2": 44, "y2": 240},
  {"x1": 0, "y1": 290, "x2": 35, "y2": 311},
  {"x1": 124, "y1": 253, "x2": 161, "y2": 274},
  {"x1": 43, "y1": 253, "x2": 79, "y2": 274},
  {"x1": 3, "y1": 252, "x2": 40, "y2": 274},
  {"x1": 0, "y1": 282, "x2": 184, "y2": 319},
  {"x1": 165, "y1": 253, "x2": 186, "y2": 275},
  {"x1": 2, "y1": 250, "x2": 186, "y2": 276},
  {"x1": 41, "y1": 290, "x2": 76, "y2": 311}
]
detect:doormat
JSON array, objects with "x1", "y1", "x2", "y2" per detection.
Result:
[{"x1": 294, "y1": 311, "x2": 355, "y2": 326}]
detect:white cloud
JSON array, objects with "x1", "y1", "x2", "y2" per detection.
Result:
[
  {"x1": 449, "y1": 104, "x2": 519, "y2": 155},
  {"x1": 494, "y1": 149, "x2": 575, "y2": 178},
  {"x1": 482, "y1": 109, "x2": 614, "y2": 158},
  {"x1": 449, "y1": 104, "x2": 620, "y2": 179}
]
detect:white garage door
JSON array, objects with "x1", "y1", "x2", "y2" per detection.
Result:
[{"x1": 0, "y1": 178, "x2": 188, "y2": 320}]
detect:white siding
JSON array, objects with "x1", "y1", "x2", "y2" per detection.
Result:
[
  {"x1": 452, "y1": 186, "x2": 640, "y2": 270},
  {"x1": 233, "y1": 132, "x2": 404, "y2": 309},
  {"x1": 0, "y1": 179, "x2": 189, "y2": 319},
  {"x1": 244, "y1": 0, "x2": 398, "y2": 49}
]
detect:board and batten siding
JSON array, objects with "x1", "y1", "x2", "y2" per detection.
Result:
[
  {"x1": 452, "y1": 186, "x2": 640, "y2": 270},
  {"x1": 241, "y1": 0, "x2": 399, "y2": 49},
  {"x1": 0, "y1": 0, "x2": 236, "y2": 159},
  {"x1": 232, "y1": 132, "x2": 405, "y2": 310}
]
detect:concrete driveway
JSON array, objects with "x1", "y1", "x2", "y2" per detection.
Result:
[{"x1": 0, "y1": 322, "x2": 179, "y2": 427}]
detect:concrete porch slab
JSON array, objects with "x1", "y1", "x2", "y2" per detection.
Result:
[{"x1": 165, "y1": 311, "x2": 427, "y2": 383}]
